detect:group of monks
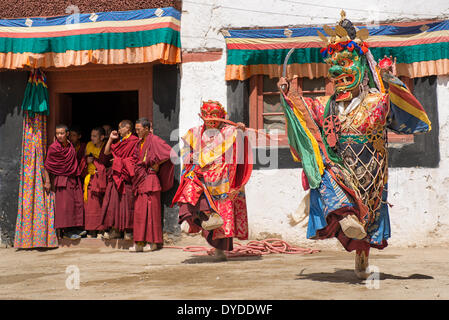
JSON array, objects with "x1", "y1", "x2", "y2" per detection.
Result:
[
  {"x1": 44, "y1": 118, "x2": 176, "y2": 252},
  {"x1": 43, "y1": 101, "x2": 253, "y2": 257}
]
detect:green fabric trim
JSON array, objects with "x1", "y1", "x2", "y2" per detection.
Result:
[
  {"x1": 0, "y1": 28, "x2": 180, "y2": 54},
  {"x1": 339, "y1": 135, "x2": 368, "y2": 144},
  {"x1": 21, "y1": 81, "x2": 49, "y2": 116},
  {"x1": 227, "y1": 48, "x2": 324, "y2": 66},
  {"x1": 227, "y1": 42, "x2": 449, "y2": 66},
  {"x1": 280, "y1": 94, "x2": 322, "y2": 188},
  {"x1": 369, "y1": 42, "x2": 449, "y2": 64}
]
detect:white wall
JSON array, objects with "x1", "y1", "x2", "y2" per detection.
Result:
[{"x1": 179, "y1": 1, "x2": 449, "y2": 247}]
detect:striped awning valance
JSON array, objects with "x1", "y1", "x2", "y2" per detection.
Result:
[
  {"x1": 224, "y1": 20, "x2": 449, "y2": 80},
  {"x1": 0, "y1": 7, "x2": 181, "y2": 69}
]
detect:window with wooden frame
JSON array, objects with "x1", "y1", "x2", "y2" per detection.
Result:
[
  {"x1": 249, "y1": 75, "x2": 333, "y2": 147},
  {"x1": 249, "y1": 74, "x2": 416, "y2": 147}
]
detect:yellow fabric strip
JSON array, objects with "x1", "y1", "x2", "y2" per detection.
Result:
[
  {"x1": 198, "y1": 130, "x2": 237, "y2": 168},
  {"x1": 290, "y1": 148, "x2": 301, "y2": 162},
  {"x1": 290, "y1": 100, "x2": 324, "y2": 175},
  {"x1": 84, "y1": 174, "x2": 92, "y2": 202},
  {"x1": 182, "y1": 129, "x2": 199, "y2": 151},
  {"x1": 225, "y1": 29, "x2": 449, "y2": 45},
  {"x1": 389, "y1": 90, "x2": 432, "y2": 128},
  {"x1": 120, "y1": 132, "x2": 132, "y2": 142},
  {"x1": 208, "y1": 181, "x2": 231, "y2": 196}
]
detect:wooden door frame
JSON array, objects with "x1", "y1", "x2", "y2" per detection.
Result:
[{"x1": 45, "y1": 63, "x2": 153, "y2": 144}]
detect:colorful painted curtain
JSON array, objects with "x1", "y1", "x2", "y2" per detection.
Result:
[
  {"x1": 14, "y1": 70, "x2": 58, "y2": 249},
  {"x1": 224, "y1": 20, "x2": 449, "y2": 80},
  {"x1": 0, "y1": 7, "x2": 181, "y2": 69}
]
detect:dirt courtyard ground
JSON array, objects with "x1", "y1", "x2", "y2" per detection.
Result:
[{"x1": 1, "y1": 235, "x2": 448, "y2": 300}]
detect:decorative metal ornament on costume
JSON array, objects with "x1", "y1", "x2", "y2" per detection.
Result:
[{"x1": 279, "y1": 10, "x2": 431, "y2": 279}]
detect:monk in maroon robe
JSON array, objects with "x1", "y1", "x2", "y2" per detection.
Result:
[
  {"x1": 80, "y1": 127, "x2": 112, "y2": 237},
  {"x1": 130, "y1": 118, "x2": 175, "y2": 252},
  {"x1": 69, "y1": 125, "x2": 86, "y2": 168},
  {"x1": 101, "y1": 120, "x2": 140, "y2": 240},
  {"x1": 44, "y1": 124, "x2": 84, "y2": 239}
]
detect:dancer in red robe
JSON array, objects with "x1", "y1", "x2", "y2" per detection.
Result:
[
  {"x1": 101, "y1": 120, "x2": 140, "y2": 240},
  {"x1": 44, "y1": 124, "x2": 84, "y2": 239},
  {"x1": 130, "y1": 118, "x2": 175, "y2": 252},
  {"x1": 172, "y1": 100, "x2": 253, "y2": 261}
]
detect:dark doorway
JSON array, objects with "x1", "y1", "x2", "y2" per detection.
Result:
[{"x1": 69, "y1": 91, "x2": 139, "y2": 142}]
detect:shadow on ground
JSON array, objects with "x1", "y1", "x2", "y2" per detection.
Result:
[
  {"x1": 295, "y1": 268, "x2": 434, "y2": 285},
  {"x1": 182, "y1": 255, "x2": 262, "y2": 264},
  {"x1": 14, "y1": 247, "x2": 59, "y2": 252}
]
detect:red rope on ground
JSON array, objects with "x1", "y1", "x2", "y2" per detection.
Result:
[{"x1": 164, "y1": 239, "x2": 320, "y2": 257}]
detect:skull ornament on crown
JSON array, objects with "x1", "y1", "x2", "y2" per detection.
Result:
[
  {"x1": 318, "y1": 10, "x2": 372, "y2": 102},
  {"x1": 200, "y1": 100, "x2": 227, "y2": 129}
]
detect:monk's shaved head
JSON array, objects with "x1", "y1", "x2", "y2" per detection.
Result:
[
  {"x1": 119, "y1": 120, "x2": 133, "y2": 131},
  {"x1": 56, "y1": 123, "x2": 69, "y2": 132},
  {"x1": 136, "y1": 118, "x2": 152, "y2": 129}
]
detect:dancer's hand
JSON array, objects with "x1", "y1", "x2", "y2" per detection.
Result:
[
  {"x1": 278, "y1": 77, "x2": 289, "y2": 93},
  {"x1": 379, "y1": 55, "x2": 397, "y2": 77},
  {"x1": 236, "y1": 122, "x2": 246, "y2": 131}
]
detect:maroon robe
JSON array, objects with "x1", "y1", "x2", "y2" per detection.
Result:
[
  {"x1": 132, "y1": 133, "x2": 175, "y2": 244},
  {"x1": 81, "y1": 144, "x2": 112, "y2": 231},
  {"x1": 44, "y1": 140, "x2": 84, "y2": 229},
  {"x1": 101, "y1": 135, "x2": 140, "y2": 231},
  {"x1": 74, "y1": 142, "x2": 86, "y2": 167}
]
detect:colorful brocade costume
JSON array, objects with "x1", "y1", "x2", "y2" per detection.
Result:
[
  {"x1": 172, "y1": 101, "x2": 253, "y2": 251},
  {"x1": 280, "y1": 13, "x2": 432, "y2": 254}
]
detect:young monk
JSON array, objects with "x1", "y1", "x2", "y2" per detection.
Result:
[
  {"x1": 69, "y1": 125, "x2": 86, "y2": 167},
  {"x1": 129, "y1": 118, "x2": 175, "y2": 252},
  {"x1": 44, "y1": 124, "x2": 84, "y2": 240},
  {"x1": 102, "y1": 124, "x2": 112, "y2": 141},
  {"x1": 82, "y1": 127, "x2": 112, "y2": 238},
  {"x1": 101, "y1": 120, "x2": 140, "y2": 240}
]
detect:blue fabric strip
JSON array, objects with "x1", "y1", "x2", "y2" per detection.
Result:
[
  {"x1": 0, "y1": 7, "x2": 181, "y2": 27},
  {"x1": 225, "y1": 20, "x2": 449, "y2": 39}
]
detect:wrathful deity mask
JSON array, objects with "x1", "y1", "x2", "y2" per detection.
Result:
[
  {"x1": 201, "y1": 100, "x2": 227, "y2": 129},
  {"x1": 318, "y1": 10, "x2": 371, "y2": 101},
  {"x1": 325, "y1": 49, "x2": 367, "y2": 95}
]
